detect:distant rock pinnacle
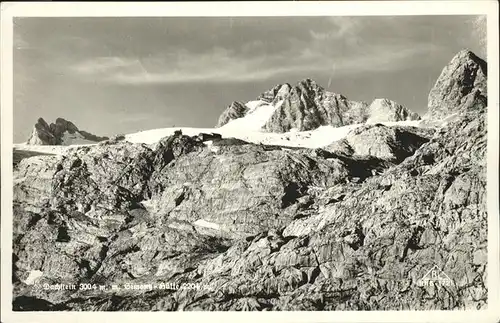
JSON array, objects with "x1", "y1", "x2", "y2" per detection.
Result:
[{"x1": 26, "y1": 118, "x2": 109, "y2": 145}]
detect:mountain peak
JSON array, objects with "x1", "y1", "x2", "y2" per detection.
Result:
[
  {"x1": 26, "y1": 117, "x2": 108, "y2": 145},
  {"x1": 372, "y1": 98, "x2": 392, "y2": 104},
  {"x1": 295, "y1": 78, "x2": 324, "y2": 94},
  {"x1": 426, "y1": 49, "x2": 487, "y2": 120},
  {"x1": 37, "y1": 117, "x2": 48, "y2": 125},
  {"x1": 297, "y1": 78, "x2": 319, "y2": 87},
  {"x1": 454, "y1": 48, "x2": 482, "y2": 61},
  {"x1": 217, "y1": 78, "x2": 421, "y2": 133},
  {"x1": 367, "y1": 98, "x2": 420, "y2": 123}
]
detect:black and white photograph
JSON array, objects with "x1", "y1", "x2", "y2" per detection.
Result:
[{"x1": 1, "y1": 1, "x2": 499, "y2": 322}]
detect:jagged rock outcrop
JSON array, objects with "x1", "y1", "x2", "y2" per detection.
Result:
[
  {"x1": 13, "y1": 102, "x2": 486, "y2": 310},
  {"x1": 218, "y1": 79, "x2": 420, "y2": 133},
  {"x1": 14, "y1": 154, "x2": 61, "y2": 212},
  {"x1": 14, "y1": 131, "x2": 392, "y2": 239},
  {"x1": 426, "y1": 49, "x2": 487, "y2": 120},
  {"x1": 26, "y1": 118, "x2": 109, "y2": 145},
  {"x1": 262, "y1": 79, "x2": 370, "y2": 132},
  {"x1": 367, "y1": 99, "x2": 421, "y2": 123},
  {"x1": 26, "y1": 118, "x2": 57, "y2": 145},
  {"x1": 216, "y1": 101, "x2": 249, "y2": 127},
  {"x1": 12, "y1": 50, "x2": 488, "y2": 311}
]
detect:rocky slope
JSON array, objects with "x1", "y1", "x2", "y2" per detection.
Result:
[
  {"x1": 325, "y1": 124, "x2": 434, "y2": 163},
  {"x1": 216, "y1": 101, "x2": 249, "y2": 128},
  {"x1": 12, "y1": 50, "x2": 488, "y2": 311},
  {"x1": 426, "y1": 49, "x2": 487, "y2": 120},
  {"x1": 26, "y1": 118, "x2": 109, "y2": 145},
  {"x1": 216, "y1": 79, "x2": 420, "y2": 133}
]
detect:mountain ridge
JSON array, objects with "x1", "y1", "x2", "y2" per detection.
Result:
[{"x1": 217, "y1": 78, "x2": 421, "y2": 133}]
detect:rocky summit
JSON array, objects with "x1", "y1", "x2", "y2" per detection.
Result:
[
  {"x1": 26, "y1": 117, "x2": 109, "y2": 145},
  {"x1": 262, "y1": 79, "x2": 369, "y2": 132},
  {"x1": 426, "y1": 49, "x2": 487, "y2": 120},
  {"x1": 12, "y1": 50, "x2": 488, "y2": 311},
  {"x1": 216, "y1": 78, "x2": 420, "y2": 133}
]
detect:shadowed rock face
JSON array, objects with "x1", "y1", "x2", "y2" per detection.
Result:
[
  {"x1": 12, "y1": 50, "x2": 488, "y2": 311},
  {"x1": 426, "y1": 49, "x2": 487, "y2": 120},
  {"x1": 26, "y1": 118, "x2": 109, "y2": 145},
  {"x1": 27, "y1": 118, "x2": 58, "y2": 145}
]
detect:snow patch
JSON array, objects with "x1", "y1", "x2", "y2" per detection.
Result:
[
  {"x1": 24, "y1": 270, "x2": 43, "y2": 285},
  {"x1": 15, "y1": 119, "x2": 425, "y2": 158},
  {"x1": 15, "y1": 99, "x2": 426, "y2": 159},
  {"x1": 220, "y1": 100, "x2": 283, "y2": 133},
  {"x1": 123, "y1": 119, "x2": 422, "y2": 150},
  {"x1": 193, "y1": 219, "x2": 224, "y2": 231},
  {"x1": 245, "y1": 100, "x2": 265, "y2": 112}
]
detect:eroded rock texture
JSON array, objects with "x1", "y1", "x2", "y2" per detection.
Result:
[
  {"x1": 12, "y1": 50, "x2": 488, "y2": 311},
  {"x1": 262, "y1": 79, "x2": 370, "y2": 132},
  {"x1": 426, "y1": 49, "x2": 487, "y2": 120}
]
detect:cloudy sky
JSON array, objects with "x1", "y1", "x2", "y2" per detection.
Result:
[{"x1": 13, "y1": 16, "x2": 486, "y2": 143}]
